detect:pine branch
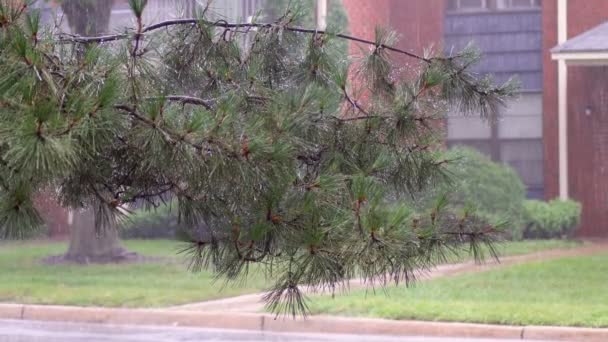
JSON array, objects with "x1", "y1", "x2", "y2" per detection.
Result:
[
  {"x1": 113, "y1": 105, "x2": 239, "y2": 159},
  {"x1": 144, "y1": 96, "x2": 213, "y2": 110},
  {"x1": 58, "y1": 19, "x2": 431, "y2": 63}
]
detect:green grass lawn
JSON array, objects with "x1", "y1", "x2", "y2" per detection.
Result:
[
  {"x1": 0, "y1": 239, "x2": 268, "y2": 308},
  {"x1": 310, "y1": 253, "x2": 608, "y2": 327},
  {"x1": 0, "y1": 239, "x2": 580, "y2": 308},
  {"x1": 447, "y1": 239, "x2": 581, "y2": 262}
]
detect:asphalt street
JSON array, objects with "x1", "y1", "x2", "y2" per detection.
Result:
[{"x1": 0, "y1": 319, "x2": 558, "y2": 342}]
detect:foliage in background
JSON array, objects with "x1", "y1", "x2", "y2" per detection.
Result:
[
  {"x1": 120, "y1": 202, "x2": 180, "y2": 239},
  {"x1": 0, "y1": 0, "x2": 517, "y2": 316},
  {"x1": 523, "y1": 199, "x2": 581, "y2": 239},
  {"x1": 427, "y1": 146, "x2": 527, "y2": 240}
]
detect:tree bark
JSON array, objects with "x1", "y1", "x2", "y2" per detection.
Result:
[
  {"x1": 61, "y1": 0, "x2": 115, "y2": 36},
  {"x1": 60, "y1": 0, "x2": 135, "y2": 263},
  {"x1": 64, "y1": 209, "x2": 136, "y2": 263}
]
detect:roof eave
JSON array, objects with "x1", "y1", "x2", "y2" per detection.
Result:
[{"x1": 551, "y1": 51, "x2": 608, "y2": 65}]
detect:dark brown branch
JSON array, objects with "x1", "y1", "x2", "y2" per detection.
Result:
[
  {"x1": 234, "y1": 238, "x2": 269, "y2": 263},
  {"x1": 0, "y1": 2, "x2": 28, "y2": 29},
  {"x1": 337, "y1": 115, "x2": 386, "y2": 122},
  {"x1": 131, "y1": 14, "x2": 144, "y2": 57},
  {"x1": 114, "y1": 104, "x2": 174, "y2": 141},
  {"x1": 114, "y1": 104, "x2": 239, "y2": 158},
  {"x1": 144, "y1": 96, "x2": 214, "y2": 110},
  {"x1": 342, "y1": 90, "x2": 371, "y2": 116},
  {"x1": 336, "y1": 113, "x2": 436, "y2": 124},
  {"x1": 58, "y1": 19, "x2": 431, "y2": 63},
  {"x1": 126, "y1": 184, "x2": 175, "y2": 203}
]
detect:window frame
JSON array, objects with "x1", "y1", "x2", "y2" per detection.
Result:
[
  {"x1": 448, "y1": 0, "x2": 489, "y2": 12},
  {"x1": 500, "y1": 0, "x2": 541, "y2": 9},
  {"x1": 447, "y1": 0, "x2": 541, "y2": 13}
]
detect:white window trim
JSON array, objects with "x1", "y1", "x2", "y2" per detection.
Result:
[
  {"x1": 498, "y1": 0, "x2": 540, "y2": 9},
  {"x1": 449, "y1": 0, "x2": 489, "y2": 12},
  {"x1": 448, "y1": 0, "x2": 540, "y2": 12}
]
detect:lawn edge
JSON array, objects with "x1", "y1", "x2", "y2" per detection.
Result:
[{"x1": 1, "y1": 303, "x2": 607, "y2": 341}]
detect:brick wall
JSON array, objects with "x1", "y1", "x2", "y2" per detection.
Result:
[
  {"x1": 342, "y1": 0, "x2": 443, "y2": 57},
  {"x1": 342, "y1": 0, "x2": 391, "y2": 38},
  {"x1": 390, "y1": 0, "x2": 445, "y2": 58},
  {"x1": 341, "y1": 0, "x2": 445, "y2": 130},
  {"x1": 342, "y1": 0, "x2": 391, "y2": 55},
  {"x1": 542, "y1": 0, "x2": 558, "y2": 200},
  {"x1": 34, "y1": 192, "x2": 70, "y2": 239},
  {"x1": 543, "y1": 0, "x2": 608, "y2": 236}
]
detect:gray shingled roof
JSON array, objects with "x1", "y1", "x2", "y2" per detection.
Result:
[
  {"x1": 552, "y1": 21, "x2": 608, "y2": 54},
  {"x1": 444, "y1": 11, "x2": 542, "y2": 91}
]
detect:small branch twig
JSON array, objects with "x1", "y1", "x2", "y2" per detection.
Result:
[
  {"x1": 58, "y1": 19, "x2": 431, "y2": 63},
  {"x1": 113, "y1": 104, "x2": 239, "y2": 159},
  {"x1": 144, "y1": 96, "x2": 214, "y2": 110},
  {"x1": 337, "y1": 115, "x2": 386, "y2": 122}
]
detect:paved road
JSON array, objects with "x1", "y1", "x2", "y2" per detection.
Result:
[{"x1": 0, "y1": 320, "x2": 556, "y2": 342}]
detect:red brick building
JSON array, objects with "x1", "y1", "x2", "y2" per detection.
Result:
[
  {"x1": 343, "y1": 0, "x2": 445, "y2": 57},
  {"x1": 342, "y1": 0, "x2": 608, "y2": 237},
  {"x1": 547, "y1": 0, "x2": 608, "y2": 237}
]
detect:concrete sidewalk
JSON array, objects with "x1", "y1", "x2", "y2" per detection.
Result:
[
  {"x1": 0, "y1": 303, "x2": 607, "y2": 341},
  {"x1": 1, "y1": 319, "x2": 538, "y2": 342}
]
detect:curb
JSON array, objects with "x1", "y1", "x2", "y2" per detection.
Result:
[{"x1": 1, "y1": 304, "x2": 607, "y2": 341}]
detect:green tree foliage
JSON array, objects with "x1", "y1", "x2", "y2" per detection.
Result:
[
  {"x1": 265, "y1": 0, "x2": 349, "y2": 52},
  {"x1": 523, "y1": 199, "x2": 581, "y2": 239},
  {"x1": 0, "y1": 0, "x2": 517, "y2": 316},
  {"x1": 432, "y1": 147, "x2": 527, "y2": 240}
]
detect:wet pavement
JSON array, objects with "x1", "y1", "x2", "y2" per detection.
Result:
[{"x1": 0, "y1": 320, "x2": 556, "y2": 342}]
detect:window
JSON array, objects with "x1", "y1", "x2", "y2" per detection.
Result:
[
  {"x1": 504, "y1": 0, "x2": 541, "y2": 8},
  {"x1": 447, "y1": 0, "x2": 487, "y2": 11},
  {"x1": 447, "y1": 93, "x2": 544, "y2": 198},
  {"x1": 499, "y1": 0, "x2": 541, "y2": 8},
  {"x1": 447, "y1": 0, "x2": 541, "y2": 11}
]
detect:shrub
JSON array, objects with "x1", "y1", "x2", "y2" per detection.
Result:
[
  {"x1": 120, "y1": 202, "x2": 181, "y2": 239},
  {"x1": 429, "y1": 146, "x2": 527, "y2": 239},
  {"x1": 523, "y1": 199, "x2": 581, "y2": 239}
]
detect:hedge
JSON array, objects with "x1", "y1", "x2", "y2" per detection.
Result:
[
  {"x1": 435, "y1": 146, "x2": 528, "y2": 239},
  {"x1": 523, "y1": 199, "x2": 582, "y2": 239},
  {"x1": 120, "y1": 202, "x2": 181, "y2": 239}
]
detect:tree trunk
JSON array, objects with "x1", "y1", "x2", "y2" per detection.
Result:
[
  {"x1": 60, "y1": 0, "x2": 135, "y2": 263},
  {"x1": 64, "y1": 209, "x2": 136, "y2": 263},
  {"x1": 61, "y1": 0, "x2": 115, "y2": 36}
]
